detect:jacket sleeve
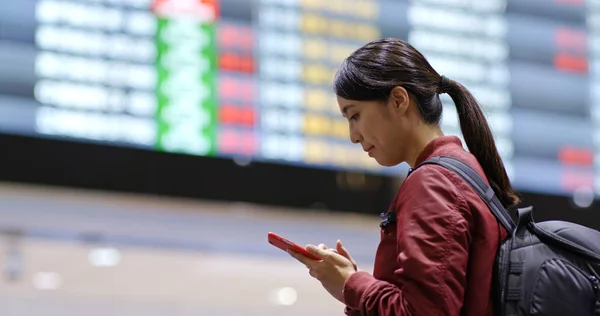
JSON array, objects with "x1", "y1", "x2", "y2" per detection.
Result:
[{"x1": 342, "y1": 166, "x2": 473, "y2": 316}]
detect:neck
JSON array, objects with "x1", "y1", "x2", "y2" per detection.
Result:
[{"x1": 405, "y1": 125, "x2": 443, "y2": 167}]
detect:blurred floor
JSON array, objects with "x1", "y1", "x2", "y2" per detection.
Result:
[
  {"x1": 0, "y1": 239, "x2": 377, "y2": 316},
  {"x1": 0, "y1": 182, "x2": 380, "y2": 315}
]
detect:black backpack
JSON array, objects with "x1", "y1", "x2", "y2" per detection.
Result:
[{"x1": 413, "y1": 156, "x2": 600, "y2": 316}]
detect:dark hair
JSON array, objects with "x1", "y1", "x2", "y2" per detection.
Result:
[{"x1": 333, "y1": 38, "x2": 520, "y2": 208}]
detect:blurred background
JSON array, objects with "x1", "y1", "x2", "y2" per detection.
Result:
[{"x1": 0, "y1": 0, "x2": 599, "y2": 315}]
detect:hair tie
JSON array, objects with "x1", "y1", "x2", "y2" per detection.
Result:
[{"x1": 438, "y1": 75, "x2": 451, "y2": 94}]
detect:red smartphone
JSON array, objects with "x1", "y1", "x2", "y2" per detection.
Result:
[{"x1": 267, "y1": 232, "x2": 321, "y2": 261}]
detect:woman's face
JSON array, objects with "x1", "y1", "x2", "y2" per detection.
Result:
[{"x1": 337, "y1": 91, "x2": 412, "y2": 167}]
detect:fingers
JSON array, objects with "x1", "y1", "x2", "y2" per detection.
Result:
[
  {"x1": 306, "y1": 245, "x2": 329, "y2": 259},
  {"x1": 291, "y1": 242, "x2": 349, "y2": 267},
  {"x1": 290, "y1": 243, "x2": 337, "y2": 267},
  {"x1": 316, "y1": 243, "x2": 339, "y2": 254},
  {"x1": 288, "y1": 249, "x2": 316, "y2": 266},
  {"x1": 308, "y1": 244, "x2": 344, "y2": 263}
]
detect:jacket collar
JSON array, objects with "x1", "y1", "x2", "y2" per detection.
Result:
[{"x1": 414, "y1": 136, "x2": 463, "y2": 166}]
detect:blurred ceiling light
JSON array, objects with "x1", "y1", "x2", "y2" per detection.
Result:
[
  {"x1": 33, "y1": 272, "x2": 62, "y2": 290},
  {"x1": 89, "y1": 247, "x2": 121, "y2": 267},
  {"x1": 572, "y1": 186, "x2": 594, "y2": 209},
  {"x1": 269, "y1": 287, "x2": 298, "y2": 306},
  {"x1": 233, "y1": 156, "x2": 252, "y2": 166}
]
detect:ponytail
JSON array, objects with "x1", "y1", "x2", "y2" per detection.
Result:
[{"x1": 445, "y1": 79, "x2": 520, "y2": 208}]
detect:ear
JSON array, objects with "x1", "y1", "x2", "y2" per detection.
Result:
[{"x1": 388, "y1": 86, "x2": 410, "y2": 114}]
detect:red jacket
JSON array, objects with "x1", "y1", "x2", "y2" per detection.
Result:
[{"x1": 343, "y1": 136, "x2": 507, "y2": 316}]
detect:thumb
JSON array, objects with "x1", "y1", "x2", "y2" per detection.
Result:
[
  {"x1": 336, "y1": 240, "x2": 357, "y2": 271},
  {"x1": 336, "y1": 240, "x2": 350, "y2": 258}
]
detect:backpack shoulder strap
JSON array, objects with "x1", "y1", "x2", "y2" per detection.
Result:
[{"x1": 413, "y1": 156, "x2": 516, "y2": 234}]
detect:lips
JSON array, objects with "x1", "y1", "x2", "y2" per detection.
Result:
[{"x1": 364, "y1": 146, "x2": 374, "y2": 154}]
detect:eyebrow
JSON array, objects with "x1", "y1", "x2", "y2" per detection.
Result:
[{"x1": 341, "y1": 104, "x2": 355, "y2": 116}]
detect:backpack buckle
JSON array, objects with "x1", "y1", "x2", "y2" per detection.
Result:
[{"x1": 380, "y1": 211, "x2": 396, "y2": 228}]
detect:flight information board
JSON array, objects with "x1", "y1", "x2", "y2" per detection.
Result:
[{"x1": 0, "y1": 0, "x2": 597, "y2": 198}]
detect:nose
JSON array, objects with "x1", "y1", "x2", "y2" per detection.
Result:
[{"x1": 349, "y1": 124, "x2": 362, "y2": 144}]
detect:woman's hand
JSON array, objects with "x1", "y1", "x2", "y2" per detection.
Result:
[
  {"x1": 314, "y1": 241, "x2": 358, "y2": 271},
  {"x1": 288, "y1": 240, "x2": 357, "y2": 304}
]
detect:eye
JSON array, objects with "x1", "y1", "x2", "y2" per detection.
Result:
[{"x1": 349, "y1": 113, "x2": 359, "y2": 121}]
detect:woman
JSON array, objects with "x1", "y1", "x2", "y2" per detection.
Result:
[{"x1": 288, "y1": 38, "x2": 519, "y2": 316}]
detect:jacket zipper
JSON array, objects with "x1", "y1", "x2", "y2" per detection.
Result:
[{"x1": 591, "y1": 275, "x2": 600, "y2": 314}]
